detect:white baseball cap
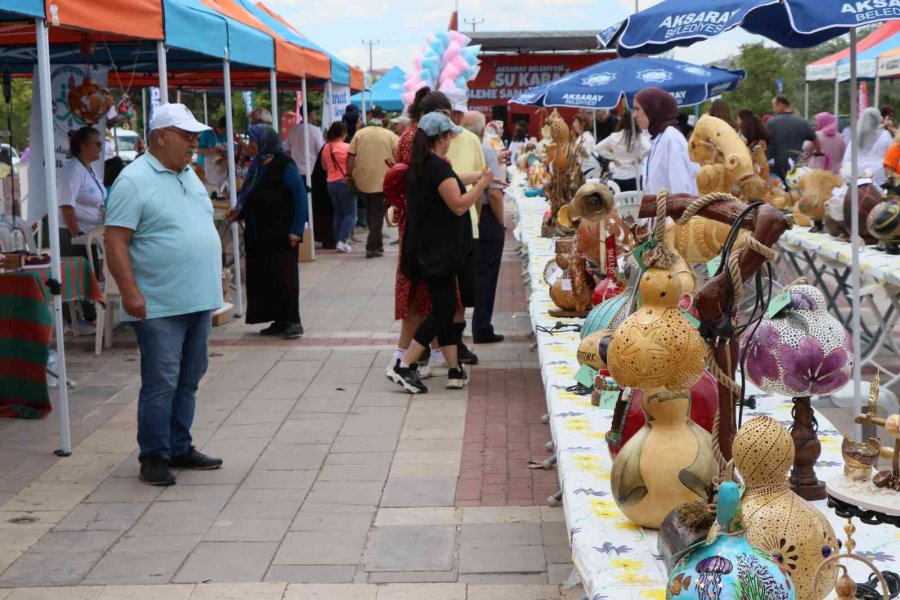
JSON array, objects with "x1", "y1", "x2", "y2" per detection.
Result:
[
  {"x1": 444, "y1": 87, "x2": 468, "y2": 113},
  {"x1": 149, "y1": 103, "x2": 211, "y2": 132}
]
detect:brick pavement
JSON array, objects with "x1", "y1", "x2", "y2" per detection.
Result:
[{"x1": 0, "y1": 208, "x2": 579, "y2": 595}]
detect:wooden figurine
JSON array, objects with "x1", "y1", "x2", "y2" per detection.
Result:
[{"x1": 733, "y1": 416, "x2": 839, "y2": 600}]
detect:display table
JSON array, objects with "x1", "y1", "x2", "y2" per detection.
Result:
[
  {"x1": 0, "y1": 256, "x2": 103, "y2": 418},
  {"x1": 509, "y1": 168, "x2": 900, "y2": 598},
  {"x1": 778, "y1": 228, "x2": 900, "y2": 389},
  {"x1": 827, "y1": 475, "x2": 900, "y2": 527}
]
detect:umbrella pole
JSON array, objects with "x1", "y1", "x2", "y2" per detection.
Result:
[
  {"x1": 223, "y1": 53, "x2": 244, "y2": 317},
  {"x1": 301, "y1": 76, "x2": 315, "y2": 261},
  {"x1": 269, "y1": 69, "x2": 278, "y2": 128},
  {"x1": 849, "y1": 29, "x2": 862, "y2": 440},
  {"x1": 833, "y1": 77, "x2": 839, "y2": 120},
  {"x1": 874, "y1": 70, "x2": 881, "y2": 108},
  {"x1": 142, "y1": 87, "x2": 148, "y2": 138},
  {"x1": 631, "y1": 106, "x2": 640, "y2": 193},
  {"x1": 804, "y1": 81, "x2": 809, "y2": 119},
  {"x1": 157, "y1": 41, "x2": 168, "y2": 104},
  {"x1": 36, "y1": 19, "x2": 71, "y2": 457}
]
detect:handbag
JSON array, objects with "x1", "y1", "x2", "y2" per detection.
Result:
[{"x1": 329, "y1": 144, "x2": 358, "y2": 196}]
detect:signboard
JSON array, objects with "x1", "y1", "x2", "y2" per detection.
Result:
[
  {"x1": 27, "y1": 65, "x2": 109, "y2": 225},
  {"x1": 467, "y1": 53, "x2": 611, "y2": 137},
  {"x1": 322, "y1": 84, "x2": 351, "y2": 128}
]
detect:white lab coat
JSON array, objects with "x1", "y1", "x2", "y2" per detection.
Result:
[
  {"x1": 643, "y1": 125, "x2": 699, "y2": 196},
  {"x1": 596, "y1": 130, "x2": 651, "y2": 181}
]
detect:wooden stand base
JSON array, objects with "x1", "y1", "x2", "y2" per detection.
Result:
[{"x1": 790, "y1": 396, "x2": 827, "y2": 501}]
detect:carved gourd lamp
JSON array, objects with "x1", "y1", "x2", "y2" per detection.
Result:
[
  {"x1": 743, "y1": 284, "x2": 853, "y2": 500},
  {"x1": 733, "y1": 416, "x2": 839, "y2": 600},
  {"x1": 666, "y1": 481, "x2": 796, "y2": 600},
  {"x1": 867, "y1": 198, "x2": 900, "y2": 254},
  {"x1": 607, "y1": 261, "x2": 718, "y2": 528}
]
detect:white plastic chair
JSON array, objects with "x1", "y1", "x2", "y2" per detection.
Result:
[
  {"x1": 84, "y1": 225, "x2": 120, "y2": 355},
  {"x1": 614, "y1": 190, "x2": 644, "y2": 223}
]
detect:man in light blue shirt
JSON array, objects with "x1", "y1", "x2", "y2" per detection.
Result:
[{"x1": 105, "y1": 103, "x2": 224, "y2": 486}]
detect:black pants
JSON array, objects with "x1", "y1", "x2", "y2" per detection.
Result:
[
  {"x1": 458, "y1": 248, "x2": 476, "y2": 308},
  {"x1": 360, "y1": 192, "x2": 385, "y2": 253},
  {"x1": 413, "y1": 274, "x2": 457, "y2": 348},
  {"x1": 613, "y1": 177, "x2": 640, "y2": 192},
  {"x1": 473, "y1": 206, "x2": 505, "y2": 338}
]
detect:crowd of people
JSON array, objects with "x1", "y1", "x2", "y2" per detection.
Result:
[{"x1": 52, "y1": 87, "x2": 900, "y2": 484}]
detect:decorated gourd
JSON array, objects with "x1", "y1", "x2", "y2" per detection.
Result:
[
  {"x1": 608, "y1": 267, "x2": 717, "y2": 528},
  {"x1": 671, "y1": 217, "x2": 748, "y2": 266},
  {"x1": 581, "y1": 294, "x2": 630, "y2": 339},
  {"x1": 796, "y1": 169, "x2": 843, "y2": 231},
  {"x1": 67, "y1": 77, "x2": 114, "y2": 125},
  {"x1": 666, "y1": 481, "x2": 796, "y2": 600},
  {"x1": 867, "y1": 198, "x2": 900, "y2": 254},
  {"x1": 688, "y1": 115, "x2": 767, "y2": 202},
  {"x1": 732, "y1": 417, "x2": 838, "y2": 600},
  {"x1": 743, "y1": 285, "x2": 852, "y2": 397},
  {"x1": 842, "y1": 180, "x2": 882, "y2": 245},
  {"x1": 577, "y1": 331, "x2": 606, "y2": 371}
]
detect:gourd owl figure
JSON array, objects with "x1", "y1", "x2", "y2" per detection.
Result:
[
  {"x1": 732, "y1": 417, "x2": 839, "y2": 600},
  {"x1": 608, "y1": 268, "x2": 718, "y2": 528},
  {"x1": 666, "y1": 481, "x2": 796, "y2": 600}
]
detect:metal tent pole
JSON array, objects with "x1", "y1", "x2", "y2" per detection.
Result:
[
  {"x1": 141, "y1": 87, "x2": 148, "y2": 139},
  {"x1": 301, "y1": 75, "x2": 315, "y2": 260},
  {"x1": 849, "y1": 29, "x2": 862, "y2": 440},
  {"x1": 804, "y1": 81, "x2": 809, "y2": 119},
  {"x1": 269, "y1": 69, "x2": 278, "y2": 128},
  {"x1": 36, "y1": 19, "x2": 71, "y2": 456},
  {"x1": 833, "y1": 77, "x2": 839, "y2": 120},
  {"x1": 176, "y1": 89, "x2": 181, "y2": 104},
  {"x1": 223, "y1": 53, "x2": 244, "y2": 316},
  {"x1": 156, "y1": 42, "x2": 169, "y2": 104},
  {"x1": 202, "y1": 91, "x2": 208, "y2": 125}
]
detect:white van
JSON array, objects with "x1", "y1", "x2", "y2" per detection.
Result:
[{"x1": 107, "y1": 128, "x2": 141, "y2": 163}]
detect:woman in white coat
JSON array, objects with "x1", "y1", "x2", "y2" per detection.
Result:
[
  {"x1": 633, "y1": 87, "x2": 698, "y2": 196},
  {"x1": 841, "y1": 107, "x2": 893, "y2": 186}
]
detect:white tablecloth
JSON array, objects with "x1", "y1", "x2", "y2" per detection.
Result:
[{"x1": 510, "y1": 170, "x2": 900, "y2": 599}]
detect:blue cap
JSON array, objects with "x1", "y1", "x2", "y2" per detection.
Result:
[{"x1": 418, "y1": 112, "x2": 463, "y2": 137}]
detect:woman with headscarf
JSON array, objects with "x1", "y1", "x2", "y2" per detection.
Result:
[
  {"x1": 842, "y1": 107, "x2": 894, "y2": 186},
  {"x1": 803, "y1": 112, "x2": 844, "y2": 174},
  {"x1": 634, "y1": 87, "x2": 698, "y2": 195},
  {"x1": 225, "y1": 124, "x2": 308, "y2": 338}
]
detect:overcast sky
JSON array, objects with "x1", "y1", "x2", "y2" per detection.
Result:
[{"x1": 263, "y1": 0, "x2": 767, "y2": 74}]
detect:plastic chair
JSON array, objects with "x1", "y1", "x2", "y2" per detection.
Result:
[
  {"x1": 614, "y1": 190, "x2": 644, "y2": 222},
  {"x1": 84, "y1": 225, "x2": 120, "y2": 355}
]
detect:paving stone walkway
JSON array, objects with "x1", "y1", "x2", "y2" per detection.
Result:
[{"x1": 0, "y1": 208, "x2": 584, "y2": 598}]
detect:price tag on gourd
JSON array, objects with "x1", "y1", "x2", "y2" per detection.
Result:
[
  {"x1": 632, "y1": 238, "x2": 657, "y2": 272},
  {"x1": 560, "y1": 278, "x2": 573, "y2": 291},
  {"x1": 682, "y1": 311, "x2": 701, "y2": 329},
  {"x1": 574, "y1": 364, "x2": 597, "y2": 388},
  {"x1": 547, "y1": 267, "x2": 563, "y2": 285},
  {"x1": 597, "y1": 390, "x2": 618, "y2": 410},
  {"x1": 767, "y1": 288, "x2": 792, "y2": 318},
  {"x1": 706, "y1": 255, "x2": 722, "y2": 277}
]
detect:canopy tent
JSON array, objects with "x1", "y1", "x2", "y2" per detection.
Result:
[
  {"x1": 350, "y1": 66, "x2": 406, "y2": 112},
  {"x1": 253, "y1": 1, "x2": 363, "y2": 89},
  {"x1": 805, "y1": 21, "x2": 900, "y2": 81},
  {"x1": 509, "y1": 56, "x2": 745, "y2": 110},
  {"x1": 878, "y1": 47, "x2": 900, "y2": 79},
  {"x1": 599, "y1": 0, "x2": 899, "y2": 441}
]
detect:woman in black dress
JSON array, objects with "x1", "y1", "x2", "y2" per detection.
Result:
[
  {"x1": 388, "y1": 112, "x2": 493, "y2": 394},
  {"x1": 226, "y1": 124, "x2": 308, "y2": 338}
]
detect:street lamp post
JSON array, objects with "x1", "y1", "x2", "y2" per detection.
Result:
[
  {"x1": 362, "y1": 39, "x2": 379, "y2": 118},
  {"x1": 464, "y1": 18, "x2": 484, "y2": 32}
]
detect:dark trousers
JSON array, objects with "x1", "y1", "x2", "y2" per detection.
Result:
[
  {"x1": 613, "y1": 177, "x2": 640, "y2": 192},
  {"x1": 413, "y1": 274, "x2": 457, "y2": 348},
  {"x1": 473, "y1": 206, "x2": 505, "y2": 338},
  {"x1": 360, "y1": 191, "x2": 385, "y2": 253}
]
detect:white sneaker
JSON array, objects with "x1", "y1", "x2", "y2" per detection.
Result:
[
  {"x1": 337, "y1": 241, "x2": 352, "y2": 253},
  {"x1": 428, "y1": 358, "x2": 450, "y2": 378},
  {"x1": 419, "y1": 361, "x2": 431, "y2": 379}
]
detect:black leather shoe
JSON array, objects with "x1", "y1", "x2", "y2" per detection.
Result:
[
  {"x1": 140, "y1": 456, "x2": 176, "y2": 486},
  {"x1": 283, "y1": 322, "x2": 303, "y2": 338},
  {"x1": 169, "y1": 447, "x2": 223, "y2": 470},
  {"x1": 260, "y1": 321, "x2": 288, "y2": 336},
  {"x1": 474, "y1": 333, "x2": 505, "y2": 344},
  {"x1": 457, "y1": 343, "x2": 479, "y2": 365}
]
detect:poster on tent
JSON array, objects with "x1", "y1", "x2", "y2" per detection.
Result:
[
  {"x1": 27, "y1": 65, "x2": 109, "y2": 225},
  {"x1": 322, "y1": 84, "x2": 351, "y2": 128}
]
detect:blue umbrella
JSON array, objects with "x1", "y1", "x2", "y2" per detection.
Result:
[
  {"x1": 509, "y1": 56, "x2": 745, "y2": 110},
  {"x1": 598, "y1": 0, "x2": 897, "y2": 57}
]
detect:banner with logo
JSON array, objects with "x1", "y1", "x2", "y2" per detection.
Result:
[
  {"x1": 322, "y1": 84, "x2": 351, "y2": 128},
  {"x1": 148, "y1": 86, "x2": 161, "y2": 124},
  {"x1": 27, "y1": 65, "x2": 109, "y2": 225}
]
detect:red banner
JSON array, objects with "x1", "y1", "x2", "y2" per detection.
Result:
[{"x1": 468, "y1": 53, "x2": 613, "y2": 138}]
